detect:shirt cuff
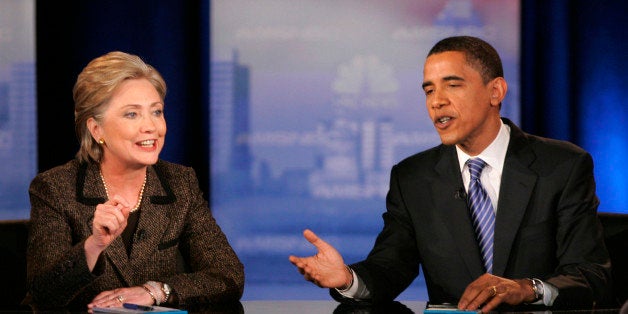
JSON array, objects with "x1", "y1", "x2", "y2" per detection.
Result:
[
  {"x1": 335, "y1": 267, "x2": 371, "y2": 299},
  {"x1": 542, "y1": 280, "x2": 559, "y2": 306}
]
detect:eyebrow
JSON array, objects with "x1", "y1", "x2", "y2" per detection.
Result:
[
  {"x1": 421, "y1": 75, "x2": 465, "y2": 89},
  {"x1": 121, "y1": 101, "x2": 163, "y2": 108}
]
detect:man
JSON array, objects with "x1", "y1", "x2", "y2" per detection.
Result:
[{"x1": 289, "y1": 36, "x2": 613, "y2": 311}]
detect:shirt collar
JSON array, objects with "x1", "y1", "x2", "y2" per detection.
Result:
[{"x1": 456, "y1": 120, "x2": 510, "y2": 174}]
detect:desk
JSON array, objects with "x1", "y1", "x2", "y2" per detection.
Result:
[
  {"x1": 241, "y1": 300, "x2": 426, "y2": 313},
  {"x1": 0, "y1": 301, "x2": 425, "y2": 314},
  {"x1": 238, "y1": 301, "x2": 622, "y2": 314},
  {"x1": 4, "y1": 301, "x2": 622, "y2": 314}
]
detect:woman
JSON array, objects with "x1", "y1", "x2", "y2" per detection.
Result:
[{"x1": 25, "y1": 51, "x2": 244, "y2": 311}]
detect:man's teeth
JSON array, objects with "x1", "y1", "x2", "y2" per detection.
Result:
[
  {"x1": 139, "y1": 140, "x2": 154, "y2": 147},
  {"x1": 438, "y1": 117, "x2": 451, "y2": 123}
]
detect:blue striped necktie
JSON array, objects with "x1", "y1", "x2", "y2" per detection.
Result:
[{"x1": 466, "y1": 158, "x2": 495, "y2": 274}]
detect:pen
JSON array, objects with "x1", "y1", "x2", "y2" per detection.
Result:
[{"x1": 123, "y1": 303, "x2": 154, "y2": 311}]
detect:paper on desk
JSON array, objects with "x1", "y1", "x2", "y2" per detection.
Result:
[{"x1": 93, "y1": 305, "x2": 187, "y2": 313}]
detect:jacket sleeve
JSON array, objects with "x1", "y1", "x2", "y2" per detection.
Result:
[
  {"x1": 26, "y1": 174, "x2": 98, "y2": 309},
  {"x1": 544, "y1": 152, "x2": 613, "y2": 308},
  {"x1": 330, "y1": 164, "x2": 421, "y2": 304},
  {"x1": 161, "y1": 166, "x2": 245, "y2": 307}
]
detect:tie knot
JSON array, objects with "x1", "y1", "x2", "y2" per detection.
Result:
[{"x1": 467, "y1": 158, "x2": 487, "y2": 180}]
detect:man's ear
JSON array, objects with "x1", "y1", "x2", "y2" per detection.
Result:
[{"x1": 490, "y1": 77, "x2": 508, "y2": 107}]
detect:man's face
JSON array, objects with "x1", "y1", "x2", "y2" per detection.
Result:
[{"x1": 421, "y1": 51, "x2": 502, "y2": 155}]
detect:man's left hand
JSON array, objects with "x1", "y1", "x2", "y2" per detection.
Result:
[{"x1": 457, "y1": 273, "x2": 536, "y2": 312}]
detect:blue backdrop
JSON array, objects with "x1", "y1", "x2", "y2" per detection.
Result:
[
  {"x1": 209, "y1": 0, "x2": 520, "y2": 300},
  {"x1": 0, "y1": 0, "x2": 36, "y2": 220}
]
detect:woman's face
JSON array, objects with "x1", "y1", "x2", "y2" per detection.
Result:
[{"x1": 89, "y1": 78, "x2": 166, "y2": 169}]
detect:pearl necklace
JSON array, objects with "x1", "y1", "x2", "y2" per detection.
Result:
[{"x1": 99, "y1": 170, "x2": 147, "y2": 212}]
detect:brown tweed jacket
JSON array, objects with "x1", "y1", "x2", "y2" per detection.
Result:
[{"x1": 25, "y1": 159, "x2": 244, "y2": 310}]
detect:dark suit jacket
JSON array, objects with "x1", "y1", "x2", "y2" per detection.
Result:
[
  {"x1": 26, "y1": 159, "x2": 244, "y2": 310},
  {"x1": 333, "y1": 118, "x2": 613, "y2": 310}
]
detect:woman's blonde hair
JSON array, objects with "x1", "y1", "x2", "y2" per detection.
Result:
[{"x1": 73, "y1": 51, "x2": 167, "y2": 163}]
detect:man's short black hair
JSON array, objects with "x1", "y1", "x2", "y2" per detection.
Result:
[{"x1": 428, "y1": 36, "x2": 504, "y2": 84}]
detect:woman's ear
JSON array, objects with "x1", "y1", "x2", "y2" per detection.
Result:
[{"x1": 86, "y1": 117, "x2": 102, "y2": 142}]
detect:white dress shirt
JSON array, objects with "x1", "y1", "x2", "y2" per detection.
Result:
[{"x1": 456, "y1": 121, "x2": 510, "y2": 212}]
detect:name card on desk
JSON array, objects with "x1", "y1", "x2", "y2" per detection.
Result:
[{"x1": 424, "y1": 303, "x2": 481, "y2": 314}]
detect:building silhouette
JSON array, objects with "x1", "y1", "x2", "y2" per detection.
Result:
[{"x1": 210, "y1": 51, "x2": 253, "y2": 198}]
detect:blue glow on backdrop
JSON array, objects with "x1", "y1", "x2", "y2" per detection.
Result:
[
  {"x1": 580, "y1": 61, "x2": 627, "y2": 214},
  {"x1": 575, "y1": 2, "x2": 628, "y2": 214},
  {"x1": 210, "y1": 0, "x2": 520, "y2": 300}
]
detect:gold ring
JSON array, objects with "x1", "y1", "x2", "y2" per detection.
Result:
[
  {"x1": 490, "y1": 285, "x2": 497, "y2": 297},
  {"x1": 117, "y1": 295, "x2": 124, "y2": 303}
]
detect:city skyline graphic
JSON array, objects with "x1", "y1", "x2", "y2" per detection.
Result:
[{"x1": 210, "y1": 0, "x2": 521, "y2": 300}]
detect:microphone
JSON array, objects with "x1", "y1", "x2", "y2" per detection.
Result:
[{"x1": 455, "y1": 187, "x2": 467, "y2": 200}]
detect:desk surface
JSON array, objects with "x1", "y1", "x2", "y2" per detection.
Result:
[
  {"x1": 239, "y1": 301, "x2": 621, "y2": 314},
  {"x1": 4, "y1": 301, "x2": 621, "y2": 314},
  {"x1": 242, "y1": 300, "x2": 426, "y2": 313}
]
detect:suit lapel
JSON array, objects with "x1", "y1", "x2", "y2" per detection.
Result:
[
  {"x1": 492, "y1": 120, "x2": 538, "y2": 276},
  {"x1": 434, "y1": 146, "x2": 486, "y2": 277},
  {"x1": 76, "y1": 162, "x2": 175, "y2": 285},
  {"x1": 128, "y1": 166, "x2": 171, "y2": 263}
]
